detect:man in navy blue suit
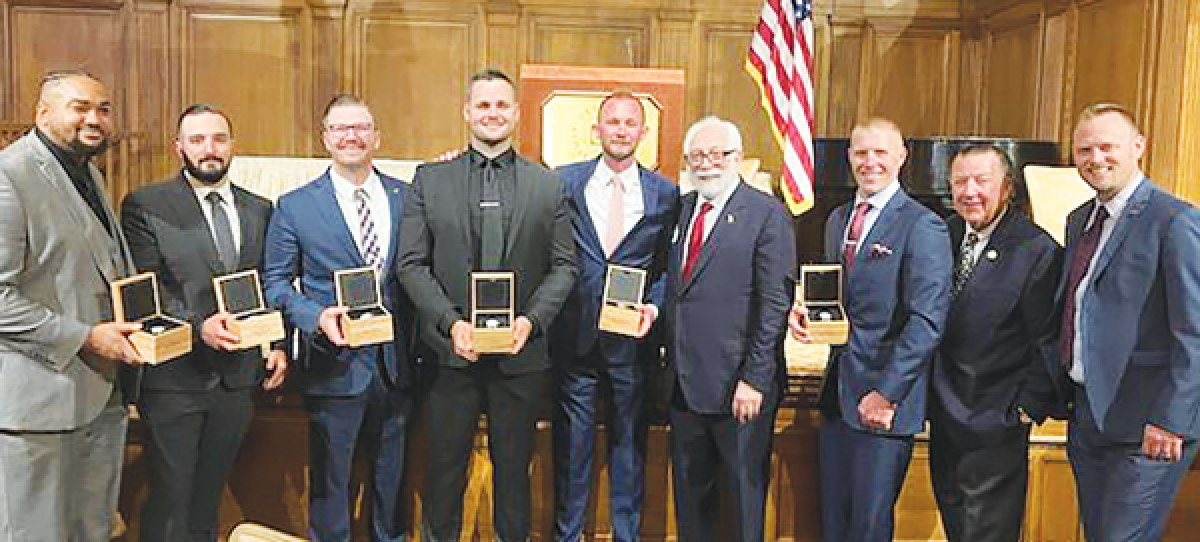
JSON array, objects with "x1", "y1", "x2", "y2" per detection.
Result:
[
  {"x1": 263, "y1": 95, "x2": 414, "y2": 542},
  {"x1": 794, "y1": 117, "x2": 952, "y2": 542},
  {"x1": 1058, "y1": 103, "x2": 1200, "y2": 541},
  {"x1": 550, "y1": 92, "x2": 679, "y2": 542},
  {"x1": 663, "y1": 116, "x2": 794, "y2": 542},
  {"x1": 927, "y1": 143, "x2": 1062, "y2": 542}
]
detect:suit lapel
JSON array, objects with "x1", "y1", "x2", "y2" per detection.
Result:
[
  {"x1": 233, "y1": 186, "x2": 263, "y2": 271},
  {"x1": 1090, "y1": 181, "x2": 1152, "y2": 280},
  {"x1": 955, "y1": 210, "x2": 1015, "y2": 301},
  {"x1": 682, "y1": 182, "x2": 746, "y2": 290},
  {"x1": 161, "y1": 175, "x2": 226, "y2": 274},
  {"x1": 570, "y1": 159, "x2": 606, "y2": 263},
  {"x1": 505, "y1": 159, "x2": 537, "y2": 260},
  {"x1": 1054, "y1": 201, "x2": 1094, "y2": 302},
  {"x1": 851, "y1": 191, "x2": 908, "y2": 274},
  {"x1": 381, "y1": 177, "x2": 405, "y2": 269},
  {"x1": 826, "y1": 203, "x2": 848, "y2": 262},
  {"x1": 312, "y1": 172, "x2": 366, "y2": 266}
]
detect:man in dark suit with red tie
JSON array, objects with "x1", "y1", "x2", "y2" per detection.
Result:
[
  {"x1": 663, "y1": 116, "x2": 794, "y2": 542},
  {"x1": 121, "y1": 104, "x2": 289, "y2": 542},
  {"x1": 550, "y1": 92, "x2": 679, "y2": 542},
  {"x1": 927, "y1": 143, "x2": 1062, "y2": 542}
]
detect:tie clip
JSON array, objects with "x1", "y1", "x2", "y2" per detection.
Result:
[{"x1": 480, "y1": 201, "x2": 500, "y2": 208}]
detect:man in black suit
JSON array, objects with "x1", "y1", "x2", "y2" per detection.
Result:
[
  {"x1": 927, "y1": 143, "x2": 1062, "y2": 542},
  {"x1": 397, "y1": 69, "x2": 577, "y2": 542},
  {"x1": 120, "y1": 104, "x2": 288, "y2": 542},
  {"x1": 664, "y1": 116, "x2": 795, "y2": 542}
]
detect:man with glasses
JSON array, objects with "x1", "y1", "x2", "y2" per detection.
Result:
[
  {"x1": 662, "y1": 116, "x2": 794, "y2": 542},
  {"x1": 264, "y1": 94, "x2": 415, "y2": 542},
  {"x1": 791, "y1": 117, "x2": 952, "y2": 542}
]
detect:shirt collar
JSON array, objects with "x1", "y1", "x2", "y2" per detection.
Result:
[
  {"x1": 35, "y1": 127, "x2": 90, "y2": 170},
  {"x1": 469, "y1": 147, "x2": 515, "y2": 168},
  {"x1": 330, "y1": 166, "x2": 382, "y2": 200},
  {"x1": 855, "y1": 179, "x2": 901, "y2": 211},
  {"x1": 185, "y1": 170, "x2": 235, "y2": 205},
  {"x1": 1096, "y1": 171, "x2": 1144, "y2": 221},
  {"x1": 698, "y1": 175, "x2": 739, "y2": 212},
  {"x1": 591, "y1": 157, "x2": 640, "y2": 190},
  {"x1": 964, "y1": 205, "x2": 1007, "y2": 242}
]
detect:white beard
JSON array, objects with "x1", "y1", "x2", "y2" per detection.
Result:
[{"x1": 691, "y1": 169, "x2": 738, "y2": 200}]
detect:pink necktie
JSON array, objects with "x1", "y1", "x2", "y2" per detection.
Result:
[{"x1": 603, "y1": 175, "x2": 624, "y2": 256}]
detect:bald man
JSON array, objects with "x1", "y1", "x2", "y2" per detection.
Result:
[
  {"x1": 797, "y1": 118, "x2": 952, "y2": 542},
  {"x1": 0, "y1": 70, "x2": 142, "y2": 541}
]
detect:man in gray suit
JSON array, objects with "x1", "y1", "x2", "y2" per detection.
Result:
[{"x1": 0, "y1": 70, "x2": 144, "y2": 541}]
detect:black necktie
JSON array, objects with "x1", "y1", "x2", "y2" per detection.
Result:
[
  {"x1": 480, "y1": 160, "x2": 504, "y2": 270},
  {"x1": 952, "y1": 232, "x2": 980, "y2": 297},
  {"x1": 206, "y1": 192, "x2": 237, "y2": 272}
]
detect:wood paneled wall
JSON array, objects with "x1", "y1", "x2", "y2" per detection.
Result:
[{"x1": 3, "y1": 0, "x2": 1198, "y2": 201}]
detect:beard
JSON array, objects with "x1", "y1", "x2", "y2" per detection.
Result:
[
  {"x1": 184, "y1": 154, "x2": 230, "y2": 185},
  {"x1": 67, "y1": 134, "x2": 108, "y2": 158},
  {"x1": 691, "y1": 168, "x2": 738, "y2": 200}
]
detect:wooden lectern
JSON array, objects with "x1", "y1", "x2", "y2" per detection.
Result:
[{"x1": 517, "y1": 64, "x2": 685, "y2": 180}]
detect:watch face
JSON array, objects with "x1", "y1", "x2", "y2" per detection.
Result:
[
  {"x1": 475, "y1": 278, "x2": 512, "y2": 310},
  {"x1": 606, "y1": 267, "x2": 645, "y2": 304},
  {"x1": 474, "y1": 313, "x2": 511, "y2": 329},
  {"x1": 804, "y1": 270, "x2": 840, "y2": 302},
  {"x1": 120, "y1": 277, "x2": 157, "y2": 321},
  {"x1": 816, "y1": 310, "x2": 834, "y2": 321},
  {"x1": 339, "y1": 269, "x2": 379, "y2": 308},
  {"x1": 219, "y1": 274, "x2": 262, "y2": 313}
]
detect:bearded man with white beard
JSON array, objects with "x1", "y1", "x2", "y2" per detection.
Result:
[{"x1": 661, "y1": 115, "x2": 795, "y2": 542}]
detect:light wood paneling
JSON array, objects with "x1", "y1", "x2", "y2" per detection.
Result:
[
  {"x1": 1070, "y1": 0, "x2": 1149, "y2": 124},
  {"x1": 824, "y1": 23, "x2": 865, "y2": 136},
  {"x1": 182, "y1": 10, "x2": 309, "y2": 156},
  {"x1": 11, "y1": 5, "x2": 123, "y2": 121},
  {"x1": 528, "y1": 11, "x2": 652, "y2": 67},
  {"x1": 985, "y1": 20, "x2": 1042, "y2": 137},
  {"x1": 352, "y1": 13, "x2": 477, "y2": 160},
  {"x1": 865, "y1": 26, "x2": 959, "y2": 137}
]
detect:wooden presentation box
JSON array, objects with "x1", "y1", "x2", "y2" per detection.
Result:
[
  {"x1": 471, "y1": 271, "x2": 515, "y2": 354},
  {"x1": 335, "y1": 266, "x2": 393, "y2": 348},
  {"x1": 598, "y1": 264, "x2": 647, "y2": 337},
  {"x1": 213, "y1": 269, "x2": 285, "y2": 349},
  {"x1": 111, "y1": 272, "x2": 192, "y2": 364},
  {"x1": 801, "y1": 264, "x2": 849, "y2": 345}
]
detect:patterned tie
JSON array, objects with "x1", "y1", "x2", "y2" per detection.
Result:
[
  {"x1": 1059, "y1": 205, "x2": 1110, "y2": 369},
  {"x1": 682, "y1": 201, "x2": 714, "y2": 282},
  {"x1": 206, "y1": 192, "x2": 237, "y2": 272},
  {"x1": 952, "y1": 232, "x2": 980, "y2": 297},
  {"x1": 842, "y1": 202, "x2": 871, "y2": 271},
  {"x1": 354, "y1": 188, "x2": 381, "y2": 267},
  {"x1": 603, "y1": 175, "x2": 625, "y2": 257}
]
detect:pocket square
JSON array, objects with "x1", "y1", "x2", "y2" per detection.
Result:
[{"x1": 869, "y1": 243, "x2": 893, "y2": 256}]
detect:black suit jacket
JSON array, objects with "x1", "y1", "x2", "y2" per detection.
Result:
[
  {"x1": 397, "y1": 152, "x2": 577, "y2": 374},
  {"x1": 120, "y1": 174, "x2": 276, "y2": 395},
  {"x1": 931, "y1": 209, "x2": 1064, "y2": 440}
]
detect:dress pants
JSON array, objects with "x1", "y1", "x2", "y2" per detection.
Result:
[
  {"x1": 818, "y1": 413, "x2": 915, "y2": 542},
  {"x1": 928, "y1": 413, "x2": 1030, "y2": 542},
  {"x1": 667, "y1": 389, "x2": 776, "y2": 542},
  {"x1": 306, "y1": 371, "x2": 413, "y2": 542},
  {"x1": 138, "y1": 385, "x2": 255, "y2": 542},
  {"x1": 0, "y1": 388, "x2": 126, "y2": 542},
  {"x1": 553, "y1": 345, "x2": 646, "y2": 542},
  {"x1": 1068, "y1": 387, "x2": 1198, "y2": 542},
  {"x1": 420, "y1": 360, "x2": 548, "y2": 542}
]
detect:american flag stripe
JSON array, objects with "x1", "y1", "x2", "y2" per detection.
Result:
[{"x1": 745, "y1": 0, "x2": 816, "y2": 215}]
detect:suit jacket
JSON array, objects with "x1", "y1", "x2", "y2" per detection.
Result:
[
  {"x1": 0, "y1": 132, "x2": 135, "y2": 430},
  {"x1": 819, "y1": 187, "x2": 952, "y2": 435},
  {"x1": 663, "y1": 182, "x2": 795, "y2": 415},
  {"x1": 931, "y1": 209, "x2": 1063, "y2": 442},
  {"x1": 1060, "y1": 180, "x2": 1200, "y2": 441},
  {"x1": 550, "y1": 157, "x2": 679, "y2": 362},
  {"x1": 264, "y1": 170, "x2": 414, "y2": 396},
  {"x1": 119, "y1": 174, "x2": 276, "y2": 396},
  {"x1": 397, "y1": 152, "x2": 577, "y2": 374}
]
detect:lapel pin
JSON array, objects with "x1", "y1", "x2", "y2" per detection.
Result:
[
  {"x1": 727, "y1": 214, "x2": 735, "y2": 224},
  {"x1": 986, "y1": 249, "x2": 998, "y2": 261}
]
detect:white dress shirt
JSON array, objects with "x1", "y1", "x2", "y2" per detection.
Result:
[
  {"x1": 331, "y1": 168, "x2": 391, "y2": 262},
  {"x1": 585, "y1": 160, "x2": 644, "y2": 247},
  {"x1": 843, "y1": 179, "x2": 901, "y2": 254},
  {"x1": 188, "y1": 172, "x2": 242, "y2": 253},
  {"x1": 962, "y1": 206, "x2": 1007, "y2": 264},
  {"x1": 682, "y1": 177, "x2": 739, "y2": 266},
  {"x1": 1069, "y1": 173, "x2": 1144, "y2": 383}
]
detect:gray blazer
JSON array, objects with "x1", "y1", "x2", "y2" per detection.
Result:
[{"x1": 0, "y1": 131, "x2": 134, "y2": 431}]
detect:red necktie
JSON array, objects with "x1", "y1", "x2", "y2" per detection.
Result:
[
  {"x1": 682, "y1": 201, "x2": 714, "y2": 282},
  {"x1": 1060, "y1": 205, "x2": 1109, "y2": 369},
  {"x1": 843, "y1": 202, "x2": 871, "y2": 271}
]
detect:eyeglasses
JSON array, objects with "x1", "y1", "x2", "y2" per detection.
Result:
[
  {"x1": 685, "y1": 148, "x2": 738, "y2": 166},
  {"x1": 325, "y1": 123, "x2": 375, "y2": 135}
]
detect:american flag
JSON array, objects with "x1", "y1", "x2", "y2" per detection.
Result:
[{"x1": 746, "y1": 0, "x2": 816, "y2": 215}]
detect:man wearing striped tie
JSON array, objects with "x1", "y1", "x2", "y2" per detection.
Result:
[{"x1": 264, "y1": 95, "x2": 415, "y2": 542}]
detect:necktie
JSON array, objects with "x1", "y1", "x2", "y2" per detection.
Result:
[
  {"x1": 603, "y1": 175, "x2": 625, "y2": 257},
  {"x1": 682, "y1": 201, "x2": 714, "y2": 282},
  {"x1": 952, "y1": 232, "x2": 980, "y2": 296},
  {"x1": 206, "y1": 192, "x2": 237, "y2": 272},
  {"x1": 480, "y1": 160, "x2": 504, "y2": 270},
  {"x1": 1059, "y1": 205, "x2": 1110, "y2": 369},
  {"x1": 843, "y1": 202, "x2": 871, "y2": 271},
  {"x1": 354, "y1": 188, "x2": 381, "y2": 267}
]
